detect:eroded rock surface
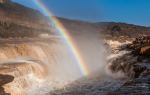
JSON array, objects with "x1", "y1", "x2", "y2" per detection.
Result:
[{"x1": 0, "y1": 74, "x2": 14, "y2": 95}]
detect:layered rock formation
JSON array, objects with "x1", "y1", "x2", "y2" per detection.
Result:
[
  {"x1": 0, "y1": 40, "x2": 79, "y2": 95},
  {"x1": 0, "y1": 0, "x2": 150, "y2": 95}
]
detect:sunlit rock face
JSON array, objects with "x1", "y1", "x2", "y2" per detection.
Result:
[
  {"x1": 1, "y1": 63, "x2": 48, "y2": 95},
  {"x1": 0, "y1": 43, "x2": 49, "y2": 95},
  {"x1": 0, "y1": 39, "x2": 82, "y2": 95},
  {"x1": 0, "y1": 1, "x2": 150, "y2": 95},
  {"x1": 0, "y1": 1, "x2": 107, "y2": 94},
  {"x1": 0, "y1": 34, "x2": 107, "y2": 95}
]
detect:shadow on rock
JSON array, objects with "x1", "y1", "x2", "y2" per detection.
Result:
[{"x1": 0, "y1": 74, "x2": 14, "y2": 95}]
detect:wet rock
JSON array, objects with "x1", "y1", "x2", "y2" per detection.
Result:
[
  {"x1": 109, "y1": 73, "x2": 150, "y2": 95},
  {"x1": 0, "y1": 74, "x2": 14, "y2": 95}
]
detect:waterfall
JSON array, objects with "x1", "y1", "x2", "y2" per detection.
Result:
[
  {"x1": 0, "y1": 39, "x2": 81, "y2": 95},
  {"x1": 0, "y1": 31, "x2": 108, "y2": 95}
]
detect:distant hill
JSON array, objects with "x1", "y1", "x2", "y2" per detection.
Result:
[
  {"x1": 0, "y1": 0, "x2": 52, "y2": 38},
  {"x1": 59, "y1": 18, "x2": 150, "y2": 41},
  {"x1": 96, "y1": 22, "x2": 150, "y2": 40},
  {"x1": 0, "y1": 0, "x2": 150, "y2": 39}
]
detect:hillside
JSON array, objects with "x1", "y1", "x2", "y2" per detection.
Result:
[
  {"x1": 0, "y1": 0, "x2": 150, "y2": 39},
  {"x1": 60, "y1": 18, "x2": 150, "y2": 41},
  {"x1": 0, "y1": 0, "x2": 150, "y2": 95},
  {"x1": 0, "y1": 0, "x2": 52, "y2": 38}
]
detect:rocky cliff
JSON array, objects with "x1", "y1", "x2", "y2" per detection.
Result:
[{"x1": 0, "y1": 0, "x2": 150, "y2": 95}]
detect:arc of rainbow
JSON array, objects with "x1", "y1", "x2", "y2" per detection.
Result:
[{"x1": 32, "y1": 0, "x2": 89, "y2": 76}]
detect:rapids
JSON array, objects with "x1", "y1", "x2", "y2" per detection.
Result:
[
  {"x1": 0, "y1": 39, "x2": 81, "y2": 95},
  {"x1": 0, "y1": 32, "x2": 107, "y2": 95}
]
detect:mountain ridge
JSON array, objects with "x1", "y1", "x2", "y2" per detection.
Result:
[{"x1": 0, "y1": 0, "x2": 149, "y2": 39}]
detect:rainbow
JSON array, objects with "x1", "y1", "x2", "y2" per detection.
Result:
[{"x1": 32, "y1": 0, "x2": 90, "y2": 76}]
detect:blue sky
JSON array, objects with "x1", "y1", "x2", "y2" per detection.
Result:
[{"x1": 12, "y1": 0, "x2": 150, "y2": 26}]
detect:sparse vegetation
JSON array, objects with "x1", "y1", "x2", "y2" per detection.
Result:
[{"x1": 0, "y1": 21, "x2": 51, "y2": 38}]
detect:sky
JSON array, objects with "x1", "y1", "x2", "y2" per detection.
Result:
[{"x1": 12, "y1": 0, "x2": 150, "y2": 26}]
